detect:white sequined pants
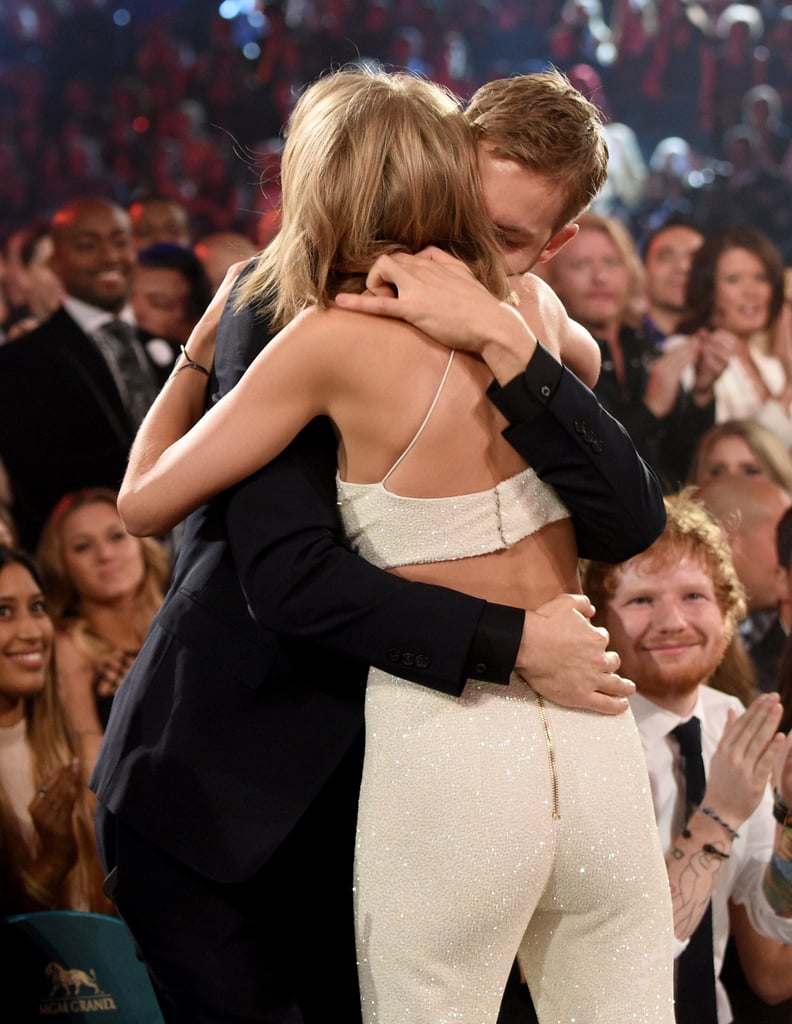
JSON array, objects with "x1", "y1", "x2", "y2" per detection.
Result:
[{"x1": 354, "y1": 670, "x2": 674, "y2": 1024}]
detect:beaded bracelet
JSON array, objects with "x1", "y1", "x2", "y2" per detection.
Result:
[
  {"x1": 698, "y1": 805, "x2": 740, "y2": 841},
  {"x1": 773, "y1": 789, "x2": 792, "y2": 829},
  {"x1": 770, "y1": 850, "x2": 792, "y2": 885},
  {"x1": 170, "y1": 345, "x2": 210, "y2": 380}
]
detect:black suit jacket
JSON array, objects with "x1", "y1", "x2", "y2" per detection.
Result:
[
  {"x1": 0, "y1": 306, "x2": 177, "y2": 547},
  {"x1": 92, "y1": 290, "x2": 665, "y2": 884}
]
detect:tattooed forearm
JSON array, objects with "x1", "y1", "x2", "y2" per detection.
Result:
[{"x1": 668, "y1": 840, "x2": 729, "y2": 939}]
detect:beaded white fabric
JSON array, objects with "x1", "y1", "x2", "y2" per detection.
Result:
[
  {"x1": 354, "y1": 672, "x2": 675, "y2": 1023},
  {"x1": 344, "y1": 347, "x2": 674, "y2": 1022},
  {"x1": 336, "y1": 466, "x2": 570, "y2": 569},
  {"x1": 337, "y1": 347, "x2": 570, "y2": 570}
]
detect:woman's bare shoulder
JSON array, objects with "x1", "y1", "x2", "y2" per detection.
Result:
[
  {"x1": 54, "y1": 630, "x2": 94, "y2": 682},
  {"x1": 511, "y1": 273, "x2": 600, "y2": 387}
]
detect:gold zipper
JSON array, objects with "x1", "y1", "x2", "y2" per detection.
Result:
[{"x1": 536, "y1": 694, "x2": 560, "y2": 819}]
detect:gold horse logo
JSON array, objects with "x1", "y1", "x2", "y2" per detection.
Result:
[{"x1": 45, "y1": 961, "x2": 100, "y2": 997}]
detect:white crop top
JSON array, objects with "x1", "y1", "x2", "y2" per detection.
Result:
[{"x1": 336, "y1": 351, "x2": 570, "y2": 570}]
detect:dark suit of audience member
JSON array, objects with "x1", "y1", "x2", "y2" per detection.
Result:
[
  {"x1": 540, "y1": 212, "x2": 727, "y2": 493},
  {"x1": 593, "y1": 323, "x2": 715, "y2": 491},
  {"x1": 0, "y1": 198, "x2": 177, "y2": 547},
  {"x1": 91, "y1": 264, "x2": 665, "y2": 1024}
]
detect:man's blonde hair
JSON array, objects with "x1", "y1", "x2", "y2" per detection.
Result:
[
  {"x1": 583, "y1": 489, "x2": 746, "y2": 644},
  {"x1": 465, "y1": 69, "x2": 609, "y2": 231},
  {"x1": 238, "y1": 67, "x2": 510, "y2": 328}
]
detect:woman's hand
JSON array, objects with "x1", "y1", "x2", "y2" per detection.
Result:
[
  {"x1": 643, "y1": 339, "x2": 697, "y2": 419},
  {"x1": 179, "y1": 259, "x2": 249, "y2": 371},
  {"x1": 28, "y1": 760, "x2": 81, "y2": 870}
]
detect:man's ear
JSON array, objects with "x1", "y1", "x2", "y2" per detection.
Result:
[{"x1": 534, "y1": 223, "x2": 578, "y2": 266}]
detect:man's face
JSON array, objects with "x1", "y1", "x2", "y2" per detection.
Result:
[
  {"x1": 477, "y1": 142, "x2": 576, "y2": 276},
  {"x1": 131, "y1": 265, "x2": 193, "y2": 343},
  {"x1": 130, "y1": 200, "x2": 191, "y2": 251},
  {"x1": 602, "y1": 554, "x2": 728, "y2": 709},
  {"x1": 643, "y1": 225, "x2": 703, "y2": 315},
  {"x1": 52, "y1": 204, "x2": 135, "y2": 313},
  {"x1": 547, "y1": 226, "x2": 629, "y2": 332}
]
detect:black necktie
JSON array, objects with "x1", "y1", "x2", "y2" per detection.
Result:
[
  {"x1": 671, "y1": 717, "x2": 719, "y2": 1024},
  {"x1": 101, "y1": 319, "x2": 156, "y2": 427}
]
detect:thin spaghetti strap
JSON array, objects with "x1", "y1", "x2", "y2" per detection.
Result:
[{"x1": 382, "y1": 350, "x2": 455, "y2": 485}]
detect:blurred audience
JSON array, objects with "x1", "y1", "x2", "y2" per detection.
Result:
[
  {"x1": 128, "y1": 195, "x2": 192, "y2": 252},
  {"x1": 641, "y1": 215, "x2": 704, "y2": 345},
  {"x1": 131, "y1": 241, "x2": 212, "y2": 344},
  {"x1": 671, "y1": 226, "x2": 792, "y2": 446},
  {"x1": 689, "y1": 420, "x2": 792, "y2": 495},
  {"x1": 36, "y1": 488, "x2": 169, "y2": 782},
  {"x1": 697, "y1": 475, "x2": 792, "y2": 694},
  {"x1": 539, "y1": 211, "x2": 726, "y2": 490},
  {"x1": 0, "y1": 545, "x2": 108, "y2": 915},
  {"x1": 193, "y1": 231, "x2": 259, "y2": 293},
  {"x1": 0, "y1": 504, "x2": 18, "y2": 548},
  {"x1": 0, "y1": 220, "x2": 63, "y2": 342},
  {"x1": 0, "y1": 197, "x2": 178, "y2": 548}
]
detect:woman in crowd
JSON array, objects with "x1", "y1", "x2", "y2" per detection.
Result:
[
  {"x1": 537, "y1": 210, "x2": 728, "y2": 490},
  {"x1": 689, "y1": 418, "x2": 792, "y2": 494},
  {"x1": 113, "y1": 68, "x2": 674, "y2": 1023},
  {"x1": 36, "y1": 488, "x2": 168, "y2": 781},
  {"x1": 0, "y1": 544, "x2": 107, "y2": 914},
  {"x1": 670, "y1": 225, "x2": 792, "y2": 445}
]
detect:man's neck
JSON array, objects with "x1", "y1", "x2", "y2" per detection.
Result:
[
  {"x1": 635, "y1": 684, "x2": 700, "y2": 718},
  {"x1": 645, "y1": 304, "x2": 680, "y2": 339},
  {"x1": 62, "y1": 295, "x2": 134, "y2": 337}
]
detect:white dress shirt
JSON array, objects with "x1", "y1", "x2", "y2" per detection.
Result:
[
  {"x1": 631, "y1": 687, "x2": 792, "y2": 1023},
  {"x1": 671, "y1": 332, "x2": 792, "y2": 447}
]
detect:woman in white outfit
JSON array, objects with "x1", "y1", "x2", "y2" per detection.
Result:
[
  {"x1": 669, "y1": 225, "x2": 792, "y2": 446},
  {"x1": 115, "y1": 68, "x2": 674, "y2": 1024}
]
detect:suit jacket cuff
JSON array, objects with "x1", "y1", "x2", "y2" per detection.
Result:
[
  {"x1": 464, "y1": 603, "x2": 524, "y2": 683},
  {"x1": 487, "y1": 341, "x2": 563, "y2": 422}
]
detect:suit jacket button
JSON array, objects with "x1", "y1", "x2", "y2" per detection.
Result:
[
  {"x1": 574, "y1": 418, "x2": 587, "y2": 435},
  {"x1": 402, "y1": 652, "x2": 415, "y2": 667},
  {"x1": 475, "y1": 662, "x2": 488, "y2": 675},
  {"x1": 387, "y1": 648, "x2": 401, "y2": 663},
  {"x1": 415, "y1": 654, "x2": 430, "y2": 669},
  {"x1": 591, "y1": 440, "x2": 604, "y2": 454}
]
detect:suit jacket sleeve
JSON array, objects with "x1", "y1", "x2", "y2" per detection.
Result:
[
  {"x1": 213, "y1": 295, "x2": 520, "y2": 696},
  {"x1": 488, "y1": 343, "x2": 666, "y2": 563},
  {"x1": 213, "y1": 300, "x2": 662, "y2": 696}
]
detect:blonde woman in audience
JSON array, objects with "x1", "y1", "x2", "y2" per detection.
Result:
[
  {"x1": 36, "y1": 488, "x2": 168, "y2": 781},
  {"x1": 689, "y1": 418, "x2": 792, "y2": 494},
  {"x1": 671, "y1": 225, "x2": 792, "y2": 446},
  {"x1": 0, "y1": 544, "x2": 107, "y2": 914}
]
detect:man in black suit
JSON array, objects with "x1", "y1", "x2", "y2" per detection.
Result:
[
  {"x1": 0, "y1": 198, "x2": 178, "y2": 547},
  {"x1": 92, "y1": 73, "x2": 666, "y2": 1024}
]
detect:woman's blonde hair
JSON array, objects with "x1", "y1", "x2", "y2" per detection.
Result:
[
  {"x1": 36, "y1": 488, "x2": 169, "y2": 662},
  {"x1": 237, "y1": 67, "x2": 510, "y2": 328},
  {"x1": 0, "y1": 546, "x2": 107, "y2": 912},
  {"x1": 688, "y1": 419, "x2": 792, "y2": 494}
]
